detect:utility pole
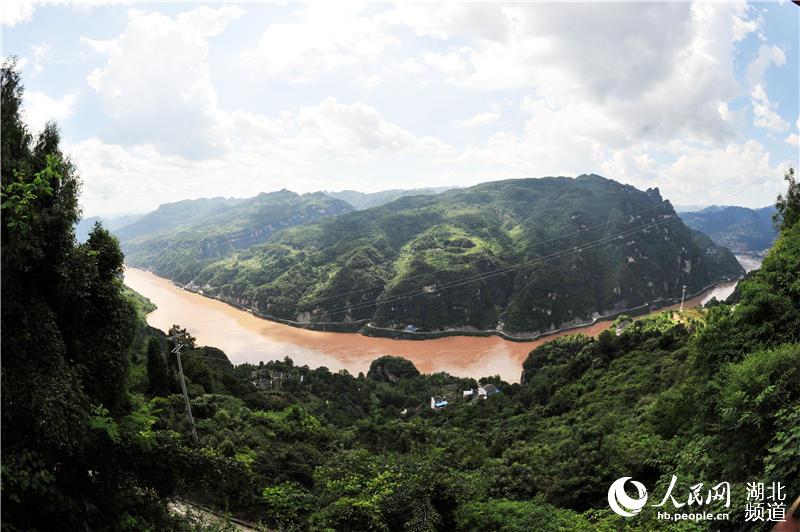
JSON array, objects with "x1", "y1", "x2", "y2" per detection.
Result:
[
  {"x1": 168, "y1": 332, "x2": 198, "y2": 443},
  {"x1": 679, "y1": 285, "x2": 687, "y2": 313}
]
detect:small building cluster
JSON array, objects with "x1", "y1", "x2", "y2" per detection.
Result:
[
  {"x1": 250, "y1": 368, "x2": 296, "y2": 390},
  {"x1": 430, "y1": 383, "x2": 501, "y2": 409}
]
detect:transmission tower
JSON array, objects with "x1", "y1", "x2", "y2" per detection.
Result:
[
  {"x1": 168, "y1": 332, "x2": 198, "y2": 443},
  {"x1": 679, "y1": 285, "x2": 687, "y2": 313}
]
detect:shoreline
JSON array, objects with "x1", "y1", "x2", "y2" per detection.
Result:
[{"x1": 126, "y1": 266, "x2": 743, "y2": 344}]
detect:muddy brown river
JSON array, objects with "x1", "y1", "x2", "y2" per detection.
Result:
[{"x1": 124, "y1": 257, "x2": 758, "y2": 382}]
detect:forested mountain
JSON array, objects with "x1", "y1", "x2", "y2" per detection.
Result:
[
  {"x1": 679, "y1": 205, "x2": 778, "y2": 254},
  {"x1": 114, "y1": 196, "x2": 246, "y2": 241},
  {"x1": 165, "y1": 176, "x2": 743, "y2": 334},
  {"x1": 324, "y1": 186, "x2": 453, "y2": 210},
  {"x1": 122, "y1": 191, "x2": 353, "y2": 281}
]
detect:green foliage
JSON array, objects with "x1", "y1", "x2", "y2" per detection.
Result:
[
  {"x1": 147, "y1": 338, "x2": 172, "y2": 396},
  {"x1": 127, "y1": 175, "x2": 743, "y2": 334},
  {"x1": 0, "y1": 60, "x2": 172, "y2": 530},
  {"x1": 122, "y1": 284, "x2": 157, "y2": 318},
  {"x1": 367, "y1": 355, "x2": 421, "y2": 382},
  {"x1": 774, "y1": 167, "x2": 799, "y2": 232},
  {"x1": 694, "y1": 221, "x2": 800, "y2": 371},
  {"x1": 454, "y1": 497, "x2": 593, "y2": 531},
  {"x1": 261, "y1": 482, "x2": 315, "y2": 529}
]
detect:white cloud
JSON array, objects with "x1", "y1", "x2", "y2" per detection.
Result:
[
  {"x1": 658, "y1": 140, "x2": 789, "y2": 206},
  {"x1": 746, "y1": 45, "x2": 789, "y2": 132},
  {"x1": 408, "y1": 3, "x2": 752, "y2": 145},
  {"x1": 239, "y1": 3, "x2": 396, "y2": 82},
  {"x1": 400, "y1": 58, "x2": 425, "y2": 74},
  {"x1": 785, "y1": 134, "x2": 799, "y2": 148},
  {"x1": 13, "y1": 1, "x2": 794, "y2": 216},
  {"x1": 80, "y1": 36, "x2": 118, "y2": 54},
  {"x1": 84, "y1": 6, "x2": 244, "y2": 158},
  {"x1": 746, "y1": 44, "x2": 785, "y2": 88},
  {"x1": 455, "y1": 112, "x2": 500, "y2": 128},
  {"x1": 29, "y1": 41, "x2": 52, "y2": 71},
  {"x1": 23, "y1": 90, "x2": 78, "y2": 133},
  {"x1": 68, "y1": 94, "x2": 455, "y2": 214},
  {"x1": 385, "y1": 3, "x2": 513, "y2": 41},
  {"x1": 292, "y1": 97, "x2": 454, "y2": 159},
  {"x1": 1, "y1": 0, "x2": 36, "y2": 27},
  {"x1": 751, "y1": 84, "x2": 790, "y2": 132},
  {"x1": 355, "y1": 75, "x2": 381, "y2": 89},
  {"x1": 731, "y1": 4, "x2": 762, "y2": 41},
  {"x1": 2, "y1": 0, "x2": 129, "y2": 27}
]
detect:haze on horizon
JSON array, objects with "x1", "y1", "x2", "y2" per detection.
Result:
[{"x1": 2, "y1": 1, "x2": 798, "y2": 217}]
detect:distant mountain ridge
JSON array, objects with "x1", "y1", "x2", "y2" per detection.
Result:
[
  {"x1": 679, "y1": 205, "x2": 777, "y2": 254},
  {"x1": 75, "y1": 214, "x2": 143, "y2": 242},
  {"x1": 122, "y1": 190, "x2": 353, "y2": 281},
  {"x1": 324, "y1": 186, "x2": 454, "y2": 210},
  {"x1": 135, "y1": 175, "x2": 744, "y2": 335},
  {"x1": 116, "y1": 196, "x2": 247, "y2": 242}
]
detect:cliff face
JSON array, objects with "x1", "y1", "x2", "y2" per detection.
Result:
[{"x1": 178, "y1": 175, "x2": 744, "y2": 334}]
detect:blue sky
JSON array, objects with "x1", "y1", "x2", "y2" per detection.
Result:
[{"x1": 2, "y1": 1, "x2": 798, "y2": 216}]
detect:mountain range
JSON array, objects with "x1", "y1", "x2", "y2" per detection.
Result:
[
  {"x1": 118, "y1": 175, "x2": 743, "y2": 335},
  {"x1": 121, "y1": 191, "x2": 353, "y2": 282},
  {"x1": 678, "y1": 205, "x2": 777, "y2": 254}
]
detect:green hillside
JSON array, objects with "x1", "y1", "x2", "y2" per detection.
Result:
[
  {"x1": 176, "y1": 176, "x2": 743, "y2": 334},
  {"x1": 123, "y1": 190, "x2": 354, "y2": 282},
  {"x1": 116, "y1": 196, "x2": 245, "y2": 242}
]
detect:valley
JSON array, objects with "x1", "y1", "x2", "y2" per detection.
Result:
[{"x1": 124, "y1": 256, "x2": 756, "y2": 382}]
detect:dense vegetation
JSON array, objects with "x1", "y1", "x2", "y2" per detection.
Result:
[
  {"x1": 3, "y1": 62, "x2": 797, "y2": 531},
  {"x1": 679, "y1": 204, "x2": 777, "y2": 254},
  {"x1": 1, "y1": 61, "x2": 184, "y2": 530},
  {"x1": 125, "y1": 207, "x2": 798, "y2": 530},
  {"x1": 122, "y1": 191, "x2": 353, "y2": 284},
  {"x1": 160, "y1": 176, "x2": 743, "y2": 334}
]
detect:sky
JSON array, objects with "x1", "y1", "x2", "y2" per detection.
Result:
[{"x1": 2, "y1": 1, "x2": 798, "y2": 217}]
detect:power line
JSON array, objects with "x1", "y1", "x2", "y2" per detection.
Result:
[{"x1": 313, "y1": 215, "x2": 679, "y2": 318}]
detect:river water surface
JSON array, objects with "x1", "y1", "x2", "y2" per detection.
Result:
[{"x1": 124, "y1": 256, "x2": 759, "y2": 382}]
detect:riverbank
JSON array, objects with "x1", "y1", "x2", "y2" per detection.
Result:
[
  {"x1": 123, "y1": 267, "x2": 595, "y2": 382},
  {"x1": 143, "y1": 267, "x2": 744, "y2": 343},
  {"x1": 124, "y1": 265, "x2": 753, "y2": 383}
]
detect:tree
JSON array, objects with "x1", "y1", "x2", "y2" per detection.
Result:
[
  {"x1": 168, "y1": 324, "x2": 196, "y2": 348},
  {"x1": 774, "y1": 167, "x2": 799, "y2": 232},
  {"x1": 147, "y1": 338, "x2": 171, "y2": 396},
  {"x1": 1, "y1": 58, "x2": 171, "y2": 530}
]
